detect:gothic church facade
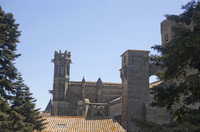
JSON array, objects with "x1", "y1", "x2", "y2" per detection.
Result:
[
  {"x1": 46, "y1": 19, "x2": 182, "y2": 131},
  {"x1": 50, "y1": 51, "x2": 122, "y2": 116}
]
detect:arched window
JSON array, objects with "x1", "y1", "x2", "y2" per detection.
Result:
[
  {"x1": 65, "y1": 64, "x2": 69, "y2": 76},
  {"x1": 164, "y1": 34, "x2": 169, "y2": 42},
  {"x1": 124, "y1": 56, "x2": 126, "y2": 63},
  {"x1": 55, "y1": 64, "x2": 59, "y2": 76},
  {"x1": 60, "y1": 64, "x2": 64, "y2": 76}
]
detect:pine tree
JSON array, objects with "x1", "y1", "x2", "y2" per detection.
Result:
[
  {"x1": 0, "y1": 7, "x2": 46, "y2": 131},
  {"x1": 149, "y1": 0, "x2": 200, "y2": 131},
  {"x1": 0, "y1": 6, "x2": 21, "y2": 130},
  {"x1": 0, "y1": 99, "x2": 10, "y2": 131},
  {"x1": 9, "y1": 74, "x2": 26, "y2": 131},
  {"x1": 10, "y1": 74, "x2": 46, "y2": 131}
]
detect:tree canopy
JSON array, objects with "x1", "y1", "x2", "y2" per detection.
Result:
[
  {"x1": 150, "y1": 0, "x2": 200, "y2": 131},
  {"x1": 0, "y1": 6, "x2": 21, "y2": 131},
  {"x1": 0, "y1": 7, "x2": 45, "y2": 131}
]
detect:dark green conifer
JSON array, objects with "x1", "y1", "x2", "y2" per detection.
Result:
[
  {"x1": 0, "y1": 6, "x2": 20, "y2": 131},
  {"x1": 149, "y1": 0, "x2": 200, "y2": 131},
  {"x1": 10, "y1": 74, "x2": 46, "y2": 131},
  {"x1": 0, "y1": 7, "x2": 45, "y2": 131}
]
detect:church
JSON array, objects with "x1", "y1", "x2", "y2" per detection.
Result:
[{"x1": 44, "y1": 19, "x2": 180, "y2": 132}]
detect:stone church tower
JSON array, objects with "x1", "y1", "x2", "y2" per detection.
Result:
[
  {"x1": 119, "y1": 19, "x2": 177, "y2": 131},
  {"x1": 51, "y1": 50, "x2": 71, "y2": 116},
  {"x1": 120, "y1": 50, "x2": 150, "y2": 132},
  {"x1": 161, "y1": 20, "x2": 177, "y2": 45}
]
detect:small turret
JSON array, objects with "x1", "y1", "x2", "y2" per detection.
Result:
[
  {"x1": 81, "y1": 76, "x2": 86, "y2": 86},
  {"x1": 53, "y1": 50, "x2": 71, "y2": 62},
  {"x1": 96, "y1": 77, "x2": 102, "y2": 88},
  {"x1": 82, "y1": 77, "x2": 86, "y2": 99},
  {"x1": 96, "y1": 77, "x2": 102, "y2": 103}
]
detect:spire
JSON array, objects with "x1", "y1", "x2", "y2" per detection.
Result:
[
  {"x1": 81, "y1": 76, "x2": 86, "y2": 86},
  {"x1": 96, "y1": 77, "x2": 102, "y2": 88}
]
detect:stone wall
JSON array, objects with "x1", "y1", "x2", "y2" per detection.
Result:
[
  {"x1": 51, "y1": 50, "x2": 122, "y2": 116},
  {"x1": 69, "y1": 80, "x2": 121, "y2": 103},
  {"x1": 108, "y1": 97, "x2": 122, "y2": 117},
  {"x1": 54, "y1": 79, "x2": 123, "y2": 116},
  {"x1": 120, "y1": 50, "x2": 150, "y2": 132}
]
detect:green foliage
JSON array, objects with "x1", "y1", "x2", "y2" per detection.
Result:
[
  {"x1": 149, "y1": 0, "x2": 200, "y2": 131},
  {"x1": 0, "y1": 6, "x2": 20, "y2": 130},
  {"x1": 0, "y1": 6, "x2": 21, "y2": 96},
  {"x1": 0, "y1": 7, "x2": 46, "y2": 131},
  {"x1": 133, "y1": 118, "x2": 199, "y2": 132},
  {"x1": 9, "y1": 74, "x2": 46, "y2": 131},
  {"x1": 0, "y1": 100, "x2": 10, "y2": 131}
]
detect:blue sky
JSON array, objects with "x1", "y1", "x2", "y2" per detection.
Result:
[{"x1": 1, "y1": 0, "x2": 189, "y2": 110}]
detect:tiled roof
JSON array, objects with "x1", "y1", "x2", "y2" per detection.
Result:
[
  {"x1": 108, "y1": 97, "x2": 122, "y2": 105},
  {"x1": 149, "y1": 80, "x2": 162, "y2": 89},
  {"x1": 39, "y1": 116, "x2": 125, "y2": 132},
  {"x1": 39, "y1": 112, "x2": 51, "y2": 117},
  {"x1": 44, "y1": 99, "x2": 51, "y2": 112}
]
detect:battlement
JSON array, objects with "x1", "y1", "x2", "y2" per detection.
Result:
[
  {"x1": 53, "y1": 50, "x2": 71, "y2": 62},
  {"x1": 69, "y1": 81, "x2": 121, "y2": 88}
]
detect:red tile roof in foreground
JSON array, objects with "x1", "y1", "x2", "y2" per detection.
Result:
[{"x1": 39, "y1": 116, "x2": 125, "y2": 132}]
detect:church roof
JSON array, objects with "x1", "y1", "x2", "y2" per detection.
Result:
[
  {"x1": 38, "y1": 116, "x2": 125, "y2": 132},
  {"x1": 44, "y1": 99, "x2": 51, "y2": 112},
  {"x1": 149, "y1": 80, "x2": 163, "y2": 89}
]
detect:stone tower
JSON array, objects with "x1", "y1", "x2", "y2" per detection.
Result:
[
  {"x1": 120, "y1": 50, "x2": 150, "y2": 132},
  {"x1": 51, "y1": 50, "x2": 71, "y2": 116},
  {"x1": 161, "y1": 20, "x2": 176, "y2": 45}
]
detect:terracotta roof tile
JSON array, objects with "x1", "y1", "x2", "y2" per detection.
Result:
[
  {"x1": 38, "y1": 116, "x2": 125, "y2": 132},
  {"x1": 149, "y1": 80, "x2": 162, "y2": 89}
]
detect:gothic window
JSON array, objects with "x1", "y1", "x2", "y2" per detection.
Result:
[
  {"x1": 60, "y1": 64, "x2": 64, "y2": 76},
  {"x1": 55, "y1": 64, "x2": 59, "y2": 76},
  {"x1": 67, "y1": 65, "x2": 69, "y2": 75},
  {"x1": 132, "y1": 55, "x2": 134, "y2": 64},
  {"x1": 124, "y1": 56, "x2": 126, "y2": 63},
  {"x1": 65, "y1": 64, "x2": 68, "y2": 75},
  {"x1": 164, "y1": 34, "x2": 169, "y2": 42}
]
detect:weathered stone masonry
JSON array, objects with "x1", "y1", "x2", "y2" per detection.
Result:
[
  {"x1": 46, "y1": 19, "x2": 180, "y2": 132},
  {"x1": 50, "y1": 50, "x2": 122, "y2": 116}
]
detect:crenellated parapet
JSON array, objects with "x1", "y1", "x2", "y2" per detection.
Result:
[
  {"x1": 68, "y1": 77, "x2": 122, "y2": 104},
  {"x1": 52, "y1": 50, "x2": 71, "y2": 62},
  {"x1": 69, "y1": 81, "x2": 121, "y2": 88}
]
